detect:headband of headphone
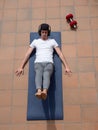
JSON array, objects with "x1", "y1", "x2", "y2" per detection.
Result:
[{"x1": 38, "y1": 23, "x2": 51, "y2": 36}]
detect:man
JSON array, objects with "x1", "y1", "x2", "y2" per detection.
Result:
[{"x1": 15, "y1": 23, "x2": 72, "y2": 100}]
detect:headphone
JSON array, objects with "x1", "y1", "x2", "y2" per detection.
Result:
[{"x1": 38, "y1": 23, "x2": 51, "y2": 36}]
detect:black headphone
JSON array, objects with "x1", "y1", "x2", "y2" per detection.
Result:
[{"x1": 38, "y1": 23, "x2": 51, "y2": 36}]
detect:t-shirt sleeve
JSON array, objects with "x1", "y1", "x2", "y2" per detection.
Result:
[
  {"x1": 29, "y1": 39, "x2": 37, "y2": 48},
  {"x1": 52, "y1": 39, "x2": 59, "y2": 48}
]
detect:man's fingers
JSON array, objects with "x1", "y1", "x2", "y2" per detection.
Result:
[
  {"x1": 22, "y1": 70, "x2": 24, "y2": 75},
  {"x1": 65, "y1": 71, "x2": 72, "y2": 76},
  {"x1": 15, "y1": 70, "x2": 21, "y2": 76},
  {"x1": 15, "y1": 69, "x2": 24, "y2": 77}
]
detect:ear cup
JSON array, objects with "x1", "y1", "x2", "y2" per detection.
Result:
[{"x1": 38, "y1": 23, "x2": 51, "y2": 36}]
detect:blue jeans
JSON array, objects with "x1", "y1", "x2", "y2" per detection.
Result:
[{"x1": 34, "y1": 62, "x2": 54, "y2": 90}]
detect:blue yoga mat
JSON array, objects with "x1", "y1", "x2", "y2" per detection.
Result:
[{"x1": 27, "y1": 32, "x2": 63, "y2": 120}]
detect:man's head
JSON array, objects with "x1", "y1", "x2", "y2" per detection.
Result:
[{"x1": 38, "y1": 23, "x2": 51, "y2": 37}]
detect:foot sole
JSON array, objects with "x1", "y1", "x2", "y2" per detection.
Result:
[{"x1": 41, "y1": 92, "x2": 47, "y2": 100}]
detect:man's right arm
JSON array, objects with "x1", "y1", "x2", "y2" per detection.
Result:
[{"x1": 15, "y1": 47, "x2": 34, "y2": 76}]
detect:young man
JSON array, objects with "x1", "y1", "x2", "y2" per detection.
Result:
[{"x1": 15, "y1": 23, "x2": 72, "y2": 100}]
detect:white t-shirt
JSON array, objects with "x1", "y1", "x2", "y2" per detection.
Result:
[{"x1": 30, "y1": 38, "x2": 58, "y2": 63}]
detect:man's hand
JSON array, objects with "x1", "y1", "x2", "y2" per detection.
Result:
[
  {"x1": 65, "y1": 67, "x2": 72, "y2": 76},
  {"x1": 15, "y1": 68, "x2": 24, "y2": 77}
]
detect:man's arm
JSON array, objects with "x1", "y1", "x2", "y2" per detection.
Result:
[
  {"x1": 15, "y1": 47, "x2": 34, "y2": 76},
  {"x1": 54, "y1": 46, "x2": 72, "y2": 74}
]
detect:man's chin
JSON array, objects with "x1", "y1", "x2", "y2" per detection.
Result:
[{"x1": 42, "y1": 36, "x2": 48, "y2": 40}]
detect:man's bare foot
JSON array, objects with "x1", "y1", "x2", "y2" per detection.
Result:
[
  {"x1": 41, "y1": 89, "x2": 48, "y2": 100},
  {"x1": 35, "y1": 89, "x2": 42, "y2": 99}
]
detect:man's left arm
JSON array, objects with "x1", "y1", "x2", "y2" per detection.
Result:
[{"x1": 54, "y1": 46, "x2": 72, "y2": 74}]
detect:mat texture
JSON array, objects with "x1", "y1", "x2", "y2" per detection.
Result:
[{"x1": 27, "y1": 32, "x2": 63, "y2": 120}]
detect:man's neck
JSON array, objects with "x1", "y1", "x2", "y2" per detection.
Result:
[{"x1": 41, "y1": 37, "x2": 48, "y2": 40}]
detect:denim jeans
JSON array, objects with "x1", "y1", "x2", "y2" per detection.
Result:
[{"x1": 34, "y1": 62, "x2": 54, "y2": 90}]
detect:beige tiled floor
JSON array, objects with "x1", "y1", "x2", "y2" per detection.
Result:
[{"x1": 0, "y1": 0, "x2": 98, "y2": 130}]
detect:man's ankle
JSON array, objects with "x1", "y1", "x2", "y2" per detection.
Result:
[
  {"x1": 37, "y1": 89, "x2": 42, "y2": 92},
  {"x1": 43, "y1": 89, "x2": 48, "y2": 93}
]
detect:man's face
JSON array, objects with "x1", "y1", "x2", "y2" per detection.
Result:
[{"x1": 41, "y1": 30, "x2": 48, "y2": 40}]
